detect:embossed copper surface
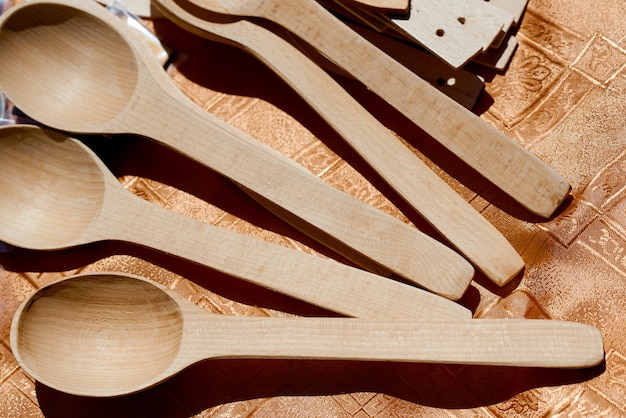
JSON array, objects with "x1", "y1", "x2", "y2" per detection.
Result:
[{"x1": 1, "y1": 1, "x2": 626, "y2": 416}]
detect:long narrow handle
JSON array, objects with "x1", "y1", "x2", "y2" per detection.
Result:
[
  {"x1": 111, "y1": 191, "x2": 470, "y2": 319},
  {"x1": 215, "y1": 0, "x2": 571, "y2": 218},
  {"x1": 191, "y1": 317, "x2": 604, "y2": 369},
  {"x1": 198, "y1": 13, "x2": 523, "y2": 285},
  {"x1": 128, "y1": 77, "x2": 475, "y2": 299},
  {"x1": 150, "y1": 0, "x2": 520, "y2": 286}
]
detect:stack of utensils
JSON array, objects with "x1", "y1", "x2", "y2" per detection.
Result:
[{"x1": 0, "y1": 0, "x2": 605, "y2": 398}]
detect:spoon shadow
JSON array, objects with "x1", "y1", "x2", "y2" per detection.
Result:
[
  {"x1": 151, "y1": 19, "x2": 461, "y2": 240},
  {"x1": 82, "y1": 132, "x2": 485, "y2": 297},
  {"x1": 78, "y1": 131, "x2": 363, "y2": 268},
  {"x1": 0, "y1": 241, "x2": 341, "y2": 319},
  {"x1": 34, "y1": 358, "x2": 605, "y2": 417}
]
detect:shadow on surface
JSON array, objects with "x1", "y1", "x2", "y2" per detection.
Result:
[
  {"x1": 35, "y1": 358, "x2": 606, "y2": 417},
  {"x1": 151, "y1": 19, "x2": 563, "y2": 223}
]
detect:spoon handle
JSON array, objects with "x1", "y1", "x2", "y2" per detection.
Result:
[
  {"x1": 130, "y1": 84, "x2": 475, "y2": 300},
  {"x1": 186, "y1": 316, "x2": 604, "y2": 369},
  {"x1": 111, "y1": 191, "x2": 470, "y2": 319},
  {"x1": 206, "y1": 13, "x2": 525, "y2": 286},
  {"x1": 181, "y1": 0, "x2": 528, "y2": 287},
  {"x1": 151, "y1": 2, "x2": 522, "y2": 287},
  {"x1": 203, "y1": 0, "x2": 570, "y2": 218}
]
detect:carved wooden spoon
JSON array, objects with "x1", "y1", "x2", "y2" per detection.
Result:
[
  {"x1": 181, "y1": 0, "x2": 571, "y2": 218},
  {"x1": 0, "y1": 0, "x2": 475, "y2": 299},
  {"x1": 0, "y1": 124, "x2": 473, "y2": 318},
  {"x1": 152, "y1": 0, "x2": 523, "y2": 288},
  {"x1": 11, "y1": 272, "x2": 604, "y2": 397}
]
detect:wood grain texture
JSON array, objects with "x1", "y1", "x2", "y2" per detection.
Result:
[
  {"x1": 157, "y1": 0, "x2": 484, "y2": 109},
  {"x1": 11, "y1": 274, "x2": 605, "y2": 397},
  {"x1": 0, "y1": 0, "x2": 624, "y2": 415},
  {"x1": 422, "y1": 0, "x2": 505, "y2": 51},
  {"x1": 183, "y1": 0, "x2": 571, "y2": 219},
  {"x1": 157, "y1": 0, "x2": 525, "y2": 286},
  {"x1": 388, "y1": 0, "x2": 489, "y2": 63},
  {"x1": 0, "y1": 0, "x2": 476, "y2": 298},
  {"x1": 151, "y1": 0, "x2": 522, "y2": 288}
]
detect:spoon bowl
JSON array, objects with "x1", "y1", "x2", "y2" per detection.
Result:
[
  {"x1": 0, "y1": 127, "x2": 104, "y2": 249},
  {"x1": 0, "y1": 124, "x2": 472, "y2": 320},
  {"x1": 0, "y1": 4, "x2": 139, "y2": 131},
  {"x1": 14, "y1": 274, "x2": 184, "y2": 396},
  {"x1": 12, "y1": 272, "x2": 605, "y2": 397}
]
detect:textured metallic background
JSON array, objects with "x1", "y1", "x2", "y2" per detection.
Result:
[{"x1": 1, "y1": 0, "x2": 626, "y2": 416}]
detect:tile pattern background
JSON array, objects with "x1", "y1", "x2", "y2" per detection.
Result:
[{"x1": 1, "y1": 0, "x2": 626, "y2": 416}]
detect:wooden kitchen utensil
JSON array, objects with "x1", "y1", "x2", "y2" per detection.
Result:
[
  {"x1": 153, "y1": 0, "x2": 522, "y2": 289},
  {"x1": 0, "y1": 0, "x2": 476, "y2": 299},
  {"x1": 181, "y1": 0, "x2": 571, "y2": 218},
  {"x1": 0, "y1": 125, "x2": 471, "y2": 318},
  {"x1": 11, "y1": 273, "x2": 605, "y2": 396}
]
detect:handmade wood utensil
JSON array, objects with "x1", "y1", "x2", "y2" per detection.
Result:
[
  {"x1": 180, "y1": 0, "x2": 571, "y2": 218},
  {"x1": 0, "y1": 125, "x2": 471, "y2": 318},
  {"x1": 0, "y1": 0, "x2": 475, "y2": 299},
  {"x1": 11, "y1": 273, "x2": 605, "y2": 397},
  {"x1": 152, "y1": 0, "x2": 522, "y2": 289}
]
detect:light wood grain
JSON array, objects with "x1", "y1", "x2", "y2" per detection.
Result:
[
  {"x1": 104, "y1": 0, "x2": 485, "y2": 108},
  {"x1": 463, "y1": 0, "x2": 515, "y2": 48},
  {"x1": 363, "y1": 0, "x2": 489, "y2": 67},
  {"x1": 182, "y1": 0, "x2": 571, "y2": 219},
  {"x1": 0, "y1": 125, "x2": 471, "y2": 319},
  {"x1": 151, "y1": 1, "x2": 521, "y2": 288},
  {"x1": 309, "y1": 0, "x2": 486, "y2": 108},
  {"x1": 152, "y1": 0, "x2": 524, "y2": 287},
  {"x1": 11, "y1": 273, "x2": 605, "y2": 397},
  {"x1": 421, "y1": 0, "x2": 505, "y2": 51},
  {"x1": 0, "y1": 0, "x2": 477, "y2": 298},
  {"x1": 344, "y1": 22, "x2": 485, "y2": 109}
]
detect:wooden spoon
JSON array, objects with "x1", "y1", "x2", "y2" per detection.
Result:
[
  {"x1": 181, "y1": 0, "x2": 571, "y2": 218},
  {"x1": 11, "y1": 272, "x2": 605, "y2": 397},
  {"x1": 151, "y1": 1, "x2": 522, "y2": 288},
  {"x1": 0, "y1": 125, "x2": 471, "y2": 318},
  {"x1": 0, "y1": 0, "x2": 475, "y2": 299}
]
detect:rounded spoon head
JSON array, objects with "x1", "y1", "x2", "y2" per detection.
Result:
[
  {"x1": 0, "y1": 125, "x2": 107, "y2": 250},
  {"x1": 11, "y1": 272, "x2": 185, "y2": 397},
  {"x1": 0, "y1": 0, "x2": 139, "y2": 132}
]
